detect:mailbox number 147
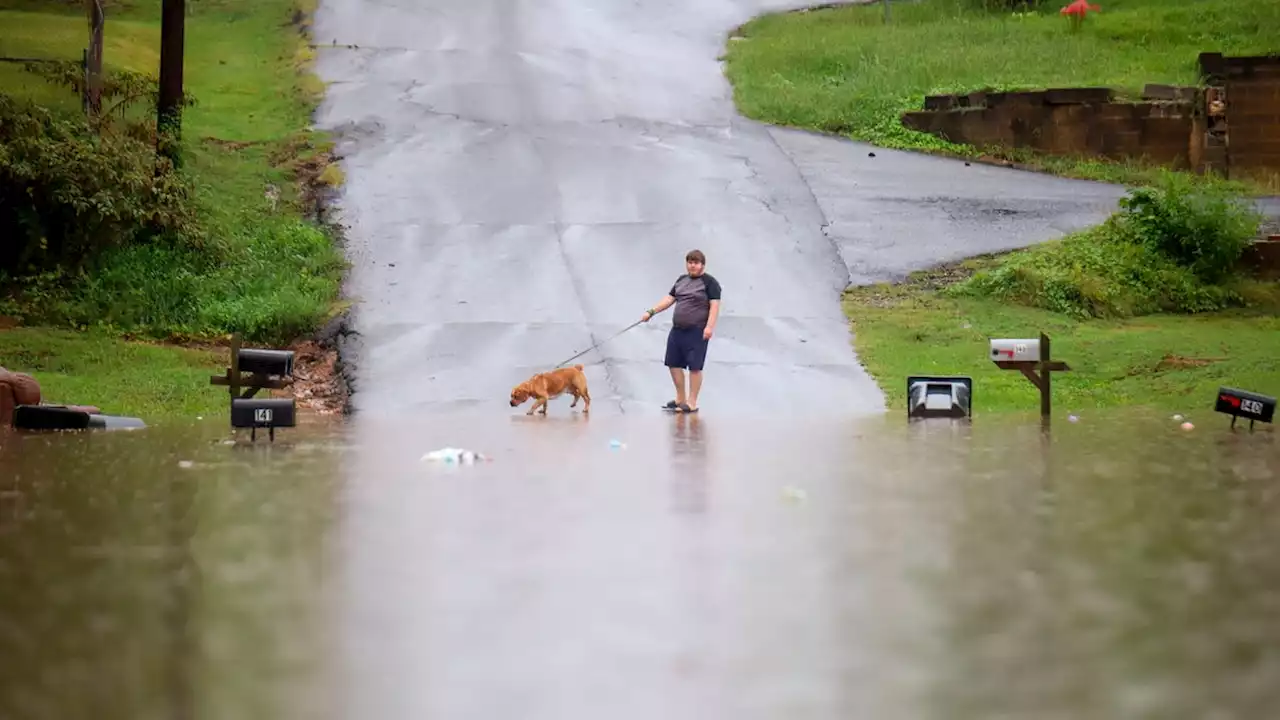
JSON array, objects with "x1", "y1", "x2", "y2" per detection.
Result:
[{"x1": 1241, "y1": 398, "x2": 1264, "y2": 415}]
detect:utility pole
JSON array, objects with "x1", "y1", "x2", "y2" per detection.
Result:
[
  {"x1": 85, "y1": 0, "x2": 105, "y2": 116},
  {"x1": 157, "y1": 0, "x2": 186, "y2": 167}
]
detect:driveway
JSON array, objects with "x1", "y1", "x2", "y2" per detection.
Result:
[{"x1": 312, "y1": 0, "x2": 1125, "y2": 419}]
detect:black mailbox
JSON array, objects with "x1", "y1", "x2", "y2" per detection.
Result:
[
  {"x1": 12, "y1": 405, "x2": 146, "y2": 431},
  {"x1": 907, "y1": 376, "x2": 972, "y2": 420},
  {"x1": 1214, "y1": 386, "x2": 1276, "y2": 426},
  {"x1": 231, "y1": 398, "x2": 297, "y2": 429},
  {"x1": 12, "y1": 405, "x2": 91, "y2": 430},
  {"x1": 237, "y1": 348, "x2": 295, "y2": 377}
]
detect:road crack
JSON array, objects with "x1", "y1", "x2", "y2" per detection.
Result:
[
  {"x1": 757, "y1": 126, "x2": 853, "y2": 291},
  {"x1": 524, "y1": 143, "x2": 628, "y2": 414}
]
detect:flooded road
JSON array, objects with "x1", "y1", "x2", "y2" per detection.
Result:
[{"x1": 3, "y1": 411, "x2": 1279, "y2": 719}]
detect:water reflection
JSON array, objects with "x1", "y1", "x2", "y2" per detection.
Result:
[
  {"x1": 0, "y1": 411, "x2": 1277, "y2": 719},
  {"x1": 670, "y1": 413, "x2": 707, "y2": 515},
  {"x1": 0, "y1": 420, "x2": 346, "y2": 720},
  {"x1": 927, "y1": 417, "x2": 1280, "y2": 720}
]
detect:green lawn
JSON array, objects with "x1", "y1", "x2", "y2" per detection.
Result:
[
  {"x1": 722, "y1": 0, "x2": 1280, "y2": 188},
  {"x1": 0, "y1": 0, "x2": 341, "y2": 418},
  {"x1": 844, "y1": 266, "x2": 1280, "y2": 418}
]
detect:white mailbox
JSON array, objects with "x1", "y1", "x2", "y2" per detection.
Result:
[{"x1": 990, "y1": 338, "x2": 1042, "y2": 362}]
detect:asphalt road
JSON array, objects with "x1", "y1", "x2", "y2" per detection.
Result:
[{"x1": 313, "y1": 0, "x2": 1128, "y2": 419}]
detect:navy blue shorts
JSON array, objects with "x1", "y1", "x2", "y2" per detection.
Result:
[{"x1": 664, "y1": 326, "x2": 710, "y2": 372}]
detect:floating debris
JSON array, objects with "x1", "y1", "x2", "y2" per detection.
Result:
[
  {"x1": 421, "y1": 447, "x2": 490, "y2": 464},
  {"x1": 781, "y1": 485, "x2": 808, "y2": 502}
]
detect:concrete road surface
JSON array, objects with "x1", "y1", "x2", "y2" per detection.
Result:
[{"x1": 312, "y1": 0, "x2": 1127, "y2": 420}]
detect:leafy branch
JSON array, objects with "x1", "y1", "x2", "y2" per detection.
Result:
[{"x1": 18, "y1": 59, "x2": 197, "y2": 129}]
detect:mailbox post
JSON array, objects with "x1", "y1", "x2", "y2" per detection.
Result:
[
  {"x1": 1214, "y1": 386, "x2": 1275, "y2": 431},
  {"x1": 991, "y1": 332, "x2": 1070, "y2": 427},
  {"x1": 210, "y1": 333, "x2": 298, "y2": 441}
]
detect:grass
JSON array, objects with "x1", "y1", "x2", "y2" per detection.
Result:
[
  {"x1": 0, "y1": 0, "x2": 345, "y2": 344},
  {"x1": 0, "y1": 327, "x2": 226, "y2": 421},
  {"x1": 0, "y1": 0, "x2": 343, "y2": 419},
  {"x1": 0, "y1": 9, "x2": 159, "y2": 108},
  {"x1": 722, "y1": 0, "x2": 1280, "y2": 190},
  {"x1": 844, "y1": 256, "x2": 1280, "y2": 417}
]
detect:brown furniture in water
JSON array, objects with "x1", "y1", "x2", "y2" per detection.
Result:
[{"x1": 1, "y1": 367, "x2": 101, "y2": 428}]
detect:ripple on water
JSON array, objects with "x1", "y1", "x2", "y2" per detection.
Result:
[{"x1": 0, "y1": 409, "x2": 1277, "y2": 719}]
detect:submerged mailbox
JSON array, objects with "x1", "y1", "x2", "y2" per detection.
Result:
[
  {"x1": 231, "y1": 397, "x2": 296, "y2": 441},
  {"x1": 211, "y1": 334, "x2": 299, "y2": 442},
  {"x1": 990, "y1": 338, "x2": 1042, "y2": 362},
  {"x1": 12, "y1": 405, "x2": 146, "y2": 431},
  {"x1": 1214, "y1": 386, "x2": 1276, "y2": 429},
  {"x1": 907, "y1": 376, "x2": 973, "y2": 420}
]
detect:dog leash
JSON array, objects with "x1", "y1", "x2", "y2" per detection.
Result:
[{"x1": 553, "y1": 319, "x2": 644, "y2": 368}]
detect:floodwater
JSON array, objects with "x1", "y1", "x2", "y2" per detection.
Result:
[{"x1": 2, "y1": 409, "x2": 1278, "y2": 720}]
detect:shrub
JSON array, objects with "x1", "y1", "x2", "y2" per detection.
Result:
[
  {"x1": 1112, "y1": 171, "x2": 1262, "y2": 283},
  {"x1": 9, "y1": 217, "x2": 344, "y2": 344},
  {"x1": 945, "y1": 224, "x2": 1235, "y2": 319},
  {"x1": 0, "y1": 93, "x2": 202, "y2": 277},
  {"x1": 946, "y1": 173, "x2": 1264, "y2": 319}
]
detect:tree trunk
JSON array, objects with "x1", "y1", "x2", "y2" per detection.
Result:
[
  {"x1": 85, "y1": 0, "x2": 105, "y2": 116},
  {"x1": 157, "y1": 0, "x2": 187, "y2": 168}
]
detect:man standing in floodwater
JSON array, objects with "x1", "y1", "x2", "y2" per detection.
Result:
[{"x1": 641, "y1": 249, "x2": 721, "y2": 413}]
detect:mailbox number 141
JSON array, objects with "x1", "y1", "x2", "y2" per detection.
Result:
[
  {"x1": 254, "y1": 408, "x2": 274, "y2": 423},
  {"x1": 1241, "y1": 398, "x2": 1264, "y2": 415}
]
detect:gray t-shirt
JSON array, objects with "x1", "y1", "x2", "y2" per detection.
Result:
[{"x1": 669, "y1": 273, "x2": 722, "y2": 329}]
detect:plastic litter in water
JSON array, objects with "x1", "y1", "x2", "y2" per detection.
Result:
[
  {"x1": 781, "y1": 485, "x2": 807, "y2": 502},
  {"x1": 178, "y1": 460, "x2": 194, "y2": 469},
  {"x1": 421, "y1": 447, "x2": 490, "y2": 464},
  {"x1": 1181, "y1": 422, "x2": 1195, "y2": 431},
  {"x1": 1067, "y1": 414, "x2": 1079, "y2": 423},
  {"x1": 1172, "y1": 414, "x2": 1184, "y2": 422}
]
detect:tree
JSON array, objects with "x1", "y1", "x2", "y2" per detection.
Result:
[
  {"x1": 85, "y1": 0, "x2": 105, "y2": 115},
  {"x1": 156, "y1": 0, "x2": 185, "y2": 167}
]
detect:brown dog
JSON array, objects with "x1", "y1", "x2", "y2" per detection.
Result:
[{"x1": 509, "y1": 364, "x2": 591, "y2": 415}]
